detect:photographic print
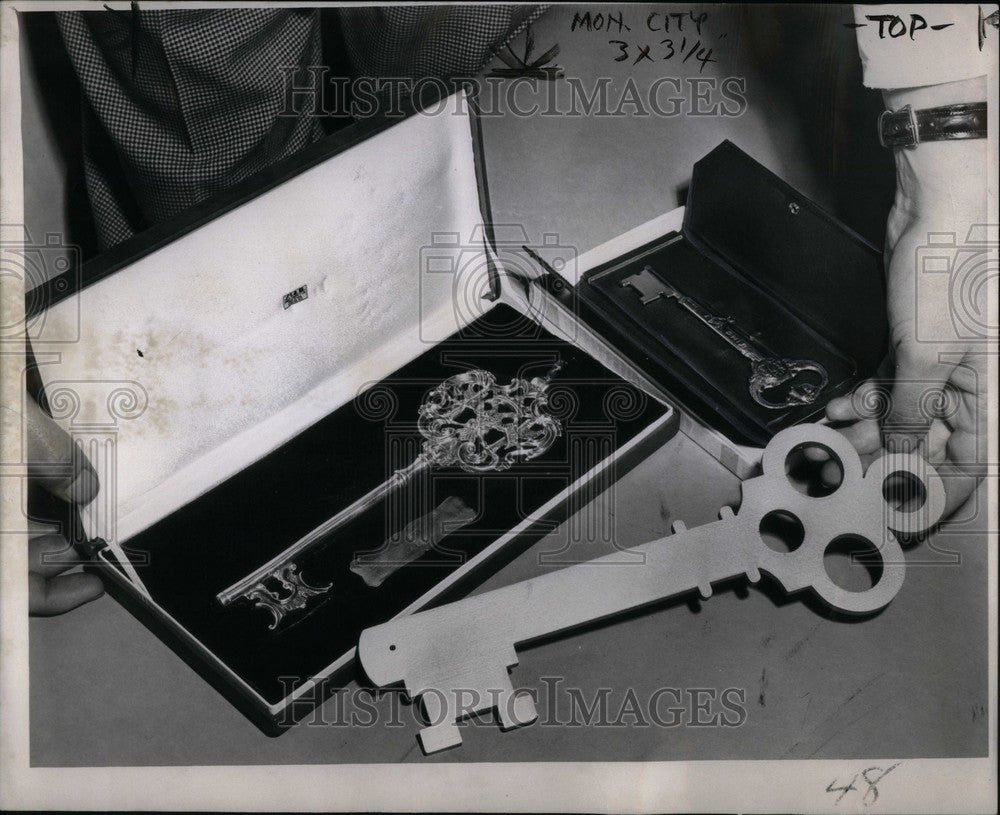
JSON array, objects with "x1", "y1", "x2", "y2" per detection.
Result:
[{"x1": 1, "y1": 2, "x2": 996, "y2": 812}]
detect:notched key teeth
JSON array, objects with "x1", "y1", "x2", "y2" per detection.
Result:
[
  {"x1": 417, "y1": 688, "x2": 537, "y2": 753},
  {"x1": 419, "y1": 721, "x2": 463, "y2": 753},
  {"x1": 498, "y1": 691, "x2": 538, "y2": 731}
]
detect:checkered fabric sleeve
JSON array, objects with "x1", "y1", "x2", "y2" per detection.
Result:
[
  {"x1": 56, "y1": 8, "x2": 324, "y2": 250},
  {"x1": 339, "y1": 5, "x2": 544, "y2": 80},
  {"x1": 56, "y1": 5, "x2": 546, "y2": 251}
]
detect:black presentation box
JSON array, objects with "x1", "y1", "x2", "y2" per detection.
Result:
[{"x1": 568, "y1": 140, "x2": 887, "y2": 447}]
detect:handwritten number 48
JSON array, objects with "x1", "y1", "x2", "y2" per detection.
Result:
[{"x1": 826, "y1": 763, "x2": 901, "y2": 806}]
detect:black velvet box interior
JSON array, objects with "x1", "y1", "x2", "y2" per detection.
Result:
[
  {"x1": 103, "y1": 303, "x2": 671, "y2": 722},
  {"x1": 576, "y1": 141, "x2": 887, "y2": 447}
]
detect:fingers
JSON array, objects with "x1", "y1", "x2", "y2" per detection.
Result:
[
  {"x1": 28, "y1": 533, "x2": 105, "y2": 616},
  {"x1": 883, "y1": 352, "x2": 955, "y2": 455},
  {"x1": 933, "y1": 461, "x2": 980, "y2": 520},
  {"x1": 826, "y1": 378, "x2": 890, "y2": 425},
  {"x1": 837, "y1": 419, "x2": 883, "y2": 456},
  {"x1": 825, "y1": 370, "x2": 977, "y2": 526},
  {"x1": 926, "y1": 419, "x2": 950, "y2": 465},
  {"x1": 823, "y1": 382, "x2": 883, "y2": 455},
  {"x1": 21, "y1": 395, "x2": 99, "y2": 504},
  {"x1": 828, "y1": 371, "x2": 954, "y2": 462},
  {"x1": 28, "y1": 534, "x2": 104, "y2": 615},
  {"x1": 29, "y1": 571, "x2": 105, "y2": 616},
  {"x1": 820, "y1": 458, "x2": 841, "y2": 489},
  {"x1": 811, "y1": 383, "x2": 883, "y2": 490},
  {"x1": 825, "y1": 390, "x2": 864, "y2": 423},
  {"x1": 29, "y1": 534, "x2": 83, "y2": 578}
]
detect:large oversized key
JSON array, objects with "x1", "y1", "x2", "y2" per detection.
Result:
[
  {"x1": 620, "y1": 266, "x2": 829, "y2": 409},
  {"x1": 358, "y1": 424, "x2": 944, "y2": 753}
]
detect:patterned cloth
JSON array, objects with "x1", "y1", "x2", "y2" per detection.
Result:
[
  {"x1": 341, "y1": 5, "x2": 540, "y2": 80},
  {"x1": 56, "y1": 6, "x2": 545, "y2": 251}
]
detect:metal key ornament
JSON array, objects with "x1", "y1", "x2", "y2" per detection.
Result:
[
  {"x1": 621, "y1": 266, "x2": 828, "y2": 409},
  {"x1": 417, "y1": 367, "x2": 562, "y2": 472},
  {"x1": 217, "y1": 365, "x2": 563, "y2": 628},
  {"x1": 358, "y1": 424, "x2": 944, "y2": 753}
]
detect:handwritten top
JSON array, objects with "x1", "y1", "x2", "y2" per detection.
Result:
[{"x1": 853, "y1": 4, "x2": 994, "y2": 88}]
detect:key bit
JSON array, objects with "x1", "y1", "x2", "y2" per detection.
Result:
[{"x1": 621, "y1": 267, "x2": 678, "y2": 304}]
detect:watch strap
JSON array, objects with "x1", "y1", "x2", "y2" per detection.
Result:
[{"x1": 879, "y1": 102, "x2": 987, "y2": 148}]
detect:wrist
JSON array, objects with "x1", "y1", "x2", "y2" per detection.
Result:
[
  {"x1": 888, "y1": 133, "x2": 987, "y2": 224},
  {"x1": 882, "y1": 76, "x2": 988, "y2": 219},
  {"x1": 882, "y1": 76, "x2": 987, "y2": 111}
]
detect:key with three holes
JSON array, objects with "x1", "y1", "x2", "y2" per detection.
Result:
[
  {"x1": 620, "y1": 265, "x2": 829, "y2": 409},
  {"x1": 358, "y1": 424, "x2": 944, "y2": 753}
]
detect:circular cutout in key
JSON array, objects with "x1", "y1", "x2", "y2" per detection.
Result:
[
  {"x1": 882, "y1": 470, "x2": 927, "y2": 513},
  {"x1": 784, "y1": 442, "x2": 843, "y2": 497},
  {"x1": 823, "y1": 534, "x2": 884, "y2": 593},
  {"x1": 759, "y1": 510, "x2": 805, "y2": 553},
  {"x1": 866, "y1": 452, "x2": 946, "y2": 537}
]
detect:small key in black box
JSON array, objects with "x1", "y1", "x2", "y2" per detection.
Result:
[{"x1": 577, "y1": 140, "x2": 887, "y2": 447}]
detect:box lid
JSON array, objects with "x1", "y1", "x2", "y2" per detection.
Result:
[
  {"x1": 27, "y1": 90, "x2": 499, "y2": 550},
  {"x1": 684, "y1": 140, "x2": 887, "y2": 372}
]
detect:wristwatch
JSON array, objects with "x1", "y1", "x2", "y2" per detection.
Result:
[{"x1": 878, "y1": 102, "x2": 988, "y2": 148}]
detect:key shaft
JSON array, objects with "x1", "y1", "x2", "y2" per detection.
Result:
[
  {"x1": 620, "y1": 265, "x2": 829, "y2": 409},
  {"x1": 361, "y1": 513, "x2": 752, "y2": 685},
  {"x1": 675, "y1": 294, "x2": 769, "y2": 363},
  {"x1": 360, "y1": 514, "x2": 750, "y2": 754}
]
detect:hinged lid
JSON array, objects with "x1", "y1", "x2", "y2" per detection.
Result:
[
  {"x1": 684, "y1": 140, "x2": 886, "y2": 372},
  {"x1": 27, "y1": 90, "x2": 500, "y2": 547}
]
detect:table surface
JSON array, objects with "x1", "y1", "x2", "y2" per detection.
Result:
[{"x1": 29, "y1": 4, "x2": 989, "y2": 766}]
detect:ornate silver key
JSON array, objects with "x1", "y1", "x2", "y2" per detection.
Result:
[
  {"x1": 621, "y1": 266, "x2": 828, "y2": 409},
  {"x1": 217, "y1": 365, "x2": 563, "y2": 628},
  {"x1": 358, "y1": 424, "x2": 944, "y2": 753}
]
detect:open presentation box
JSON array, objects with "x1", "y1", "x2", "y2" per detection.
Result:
[
  {"x1": 25, "y1": 88, "x2": 886, "y2": 733},
  {"x1": 25, "y1": 90, "x2": 679, "y2": 732}
]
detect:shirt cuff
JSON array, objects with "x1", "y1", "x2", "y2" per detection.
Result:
[{"x1": 854, "y1": 4, "x2": 994, "y2": 89}]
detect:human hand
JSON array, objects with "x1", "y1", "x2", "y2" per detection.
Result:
[
  {"x1": 20, "y1": 393, "x2": 105, "y2": 615},
  {"x1": 824, "y1": 78, "x2": 989, "y2": 518}
]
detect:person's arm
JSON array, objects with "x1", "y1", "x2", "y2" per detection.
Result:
[{"x1": 825, "y1": 7, "x2": 992, "y2": 517}]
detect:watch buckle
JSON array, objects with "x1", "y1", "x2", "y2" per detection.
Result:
[{"x1": 879, "y1": 104, "x2": 919, "y2": 149}]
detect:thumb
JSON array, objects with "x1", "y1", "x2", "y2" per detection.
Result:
[
  {"x1": 883, "y1": 351, "x2": 956, "y2": 456},
  {"x1": 21, "y1": 394, "x2": 99, "y2": 505}
]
